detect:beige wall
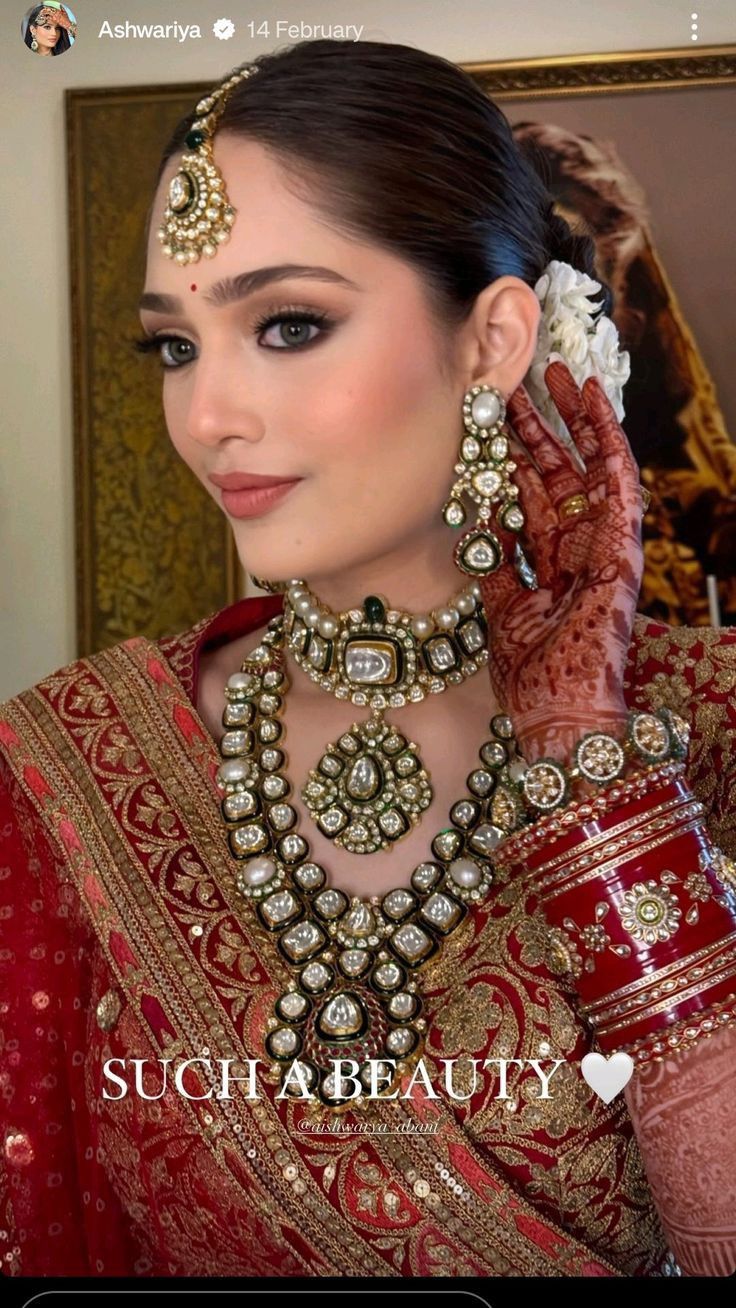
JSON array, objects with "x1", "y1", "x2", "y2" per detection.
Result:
[{"x1": 1, "y1": 0, "x2": 735, "y2": 699}]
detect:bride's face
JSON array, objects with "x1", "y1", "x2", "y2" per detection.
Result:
[{"x1": 140, "y1": 136, "x2": 466, "y2": 591}]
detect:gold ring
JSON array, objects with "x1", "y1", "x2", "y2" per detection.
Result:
[
  {"x1": 640, "y1": 487, "x2": 652, "y2": 512},
  {"x1": 559, "y1": 493, "x2": 591, "y2": 519}
]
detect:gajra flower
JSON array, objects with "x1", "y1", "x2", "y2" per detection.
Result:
[{"x1": 524, "y1": 259, "x2": 632, "y2": 444}]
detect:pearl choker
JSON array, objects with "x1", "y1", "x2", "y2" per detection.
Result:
[{"x1": 282, "y1": 579, "x2": 488, "y2": 855}]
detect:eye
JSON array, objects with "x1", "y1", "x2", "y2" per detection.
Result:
[
  {"x1": 254, "y1": 307, "x2": 333, "y2": 349},
  {"x1": 132, "y1": 307, "x2": 334, "y2": 370},
  {"x1": 133, "y1": 334, "x2": 197, "y2": 369}
]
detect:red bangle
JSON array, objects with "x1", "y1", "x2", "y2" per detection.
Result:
[{"x1": 497, "y1": 776, "x2": 736, "y2": 1060}]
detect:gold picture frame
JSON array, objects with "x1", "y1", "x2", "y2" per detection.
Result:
[
  {"x1": 463, "y1": 43, "x2": 736, "y2": 98},
  {"x1": 66, "y1": 47, "x2": 735, "y2": 655}
]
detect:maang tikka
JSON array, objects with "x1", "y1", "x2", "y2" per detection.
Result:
[
  {"x1": 157, "y1": 61, "x2": 260, "y2": 264},
  {"x1": 444, "y1": 384, "x2": 537, "y2": 588}
]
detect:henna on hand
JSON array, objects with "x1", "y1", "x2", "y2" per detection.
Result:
[
  {"x1": 624, "y1": 1024, "x2": 736, "y2": 1277},
  {"x1": 480, "y1": 361, "x2": 643, "y2": 762}
]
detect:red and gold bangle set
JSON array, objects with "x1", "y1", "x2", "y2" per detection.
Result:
[{"x1": 495, "y1": 750, "x2": 736, "y2": 1065}]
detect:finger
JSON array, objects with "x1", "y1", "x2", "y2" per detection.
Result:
[
  {"x1": 580, "y1": 380, "x2": 643, "y2": 590},
  {"x1": 477, "y1": 559, "x2": 518, "y2": 618},
  {"x1": 507, "y1": 436, "x2": 556, "y2": 525},
  {"x1": 502, "y1": 443, "x2": 560, "y2": 591},
  {"x1": 581, "y1": 378, "x2": 640, "y2": 503},
  {"x1": 544, "y1": 359, "x2": 600, "y2": 465},
  {"x1": 475, "y1": 527, "x2": 521, "y2": 620},
  {"x1": 505, "y1": 384, "x2": 580, "y2": 479},
  {"x1": 505, "y1": 384, "x2": 587, "y2": 511}
]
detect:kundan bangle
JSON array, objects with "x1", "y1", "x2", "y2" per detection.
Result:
[
  {"x1": 519, "y1": 707, "x2": 689, "y2": 814},
  {"x1": 496, "y1": 774, "x2": 736, "y2": 1064}
]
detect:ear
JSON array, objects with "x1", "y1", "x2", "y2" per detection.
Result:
[{"x1": 460, "y1": 276, "x2": 541, "y2": 397}]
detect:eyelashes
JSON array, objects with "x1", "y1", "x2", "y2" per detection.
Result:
[
  {"x1": 132, "y1": 333, "x2": 195, "y2": 369},
  {"x1": 132, "y1": 306, "x2": 334, "y2": 369}
]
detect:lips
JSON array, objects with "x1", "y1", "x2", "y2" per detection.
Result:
[{"x1": 208, "y1": 471, "x2": 302, "y2": 491}]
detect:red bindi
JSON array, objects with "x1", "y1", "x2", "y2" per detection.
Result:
[{"x1": 190, "y1": 283, "x2": 198, "y2": 291}]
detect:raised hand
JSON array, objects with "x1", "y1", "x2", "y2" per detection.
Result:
[{"x1": 479, "y1": 359, "x2": 644, "y2": 763}]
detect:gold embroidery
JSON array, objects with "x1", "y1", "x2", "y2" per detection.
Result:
[
  {"x1": 96, "y1": 989, "x2": 122, "y2": 1031},
  {"x1": 4, "y1": 612, "x2": 725, "y2": 1274}
]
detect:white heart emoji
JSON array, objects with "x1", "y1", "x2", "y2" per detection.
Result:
[{"x1": 580, "y1": 1052, "x2": 634, "y2": 1104}]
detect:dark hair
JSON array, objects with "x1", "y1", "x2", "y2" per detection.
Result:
[
  {"x1": 155, "y1": 39, "x2": 613, "y2": 331},
  {"x1": 24, "y1": 4, "x2": 72, "y2": 54}
]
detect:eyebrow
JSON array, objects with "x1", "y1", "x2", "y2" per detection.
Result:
[{"x1": 138, "y1": 264, "x2": 361, "y2": 314}]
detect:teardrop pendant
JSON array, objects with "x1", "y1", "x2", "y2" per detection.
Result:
[{"x1": 301, "y1": 712, "x2": 433, "y2": 854}]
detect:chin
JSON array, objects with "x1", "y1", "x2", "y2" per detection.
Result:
[
  {"x1": 234, "y1": 546, "x2": 306, "y2": 587},
  {"x1": 232, "y1": 536, "x2": 328, "y2": 589}
]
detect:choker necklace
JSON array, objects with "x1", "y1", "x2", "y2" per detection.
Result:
[
  {"x1": 282, "y1": 580, "x2": 489, "y2": 854},
  {"x1": 215, "y1": 610, "x2": 527, "y2": 1110}
]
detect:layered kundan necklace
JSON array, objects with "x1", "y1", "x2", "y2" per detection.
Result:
[{"x1": 215, "y1": 580, "x2": 528, "y2": 1109}]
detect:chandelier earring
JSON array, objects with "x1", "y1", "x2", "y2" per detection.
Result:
[{"x1": 443, "y1": 383, "x2": 537, "y2": 588}]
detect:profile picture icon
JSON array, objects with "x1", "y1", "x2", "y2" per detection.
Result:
[{"x1": 22, "y1": 3, "x2": 77, "y2": 56}]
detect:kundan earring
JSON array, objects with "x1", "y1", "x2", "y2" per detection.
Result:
[
  {"x1": 31, "y1": 37, "x2": 38, "y2": 49},
  {"x1": 443, "y1": 383, "x2": 537, "y2": 588}
]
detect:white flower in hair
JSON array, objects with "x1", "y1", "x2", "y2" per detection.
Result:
[{"x1": 523, "y1": 259, "x2": 631, "y2": 443}]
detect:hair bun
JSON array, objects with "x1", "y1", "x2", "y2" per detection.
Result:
[{"x1": 545, "y1": 207, "x2": 613, "y2": 318}]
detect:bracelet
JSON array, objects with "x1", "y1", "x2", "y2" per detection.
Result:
[
  {"x1": 518, "y1": 708, "x2": 689, "y2": 814},
  {"x1": 498, "y1": 775, "x2": 736, "y2": 1061},
  {"x1": 473, "y1": 709, "x2": 689, "y2": 863},
  {"x1": 493, "y1": 758, "x2": 686, "y2": 878}
]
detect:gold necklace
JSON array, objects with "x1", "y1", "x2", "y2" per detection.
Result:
[
  {"x1": 216, "y1": 611, "x2": 529, "y2": 1110},
  {"x1": 283, "y1": 581, "x2": 489, "y2": 854}
]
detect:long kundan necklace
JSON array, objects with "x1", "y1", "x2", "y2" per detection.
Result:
[{"x1": 215, "y1": 583, "x2": 530, "y2": 1110}]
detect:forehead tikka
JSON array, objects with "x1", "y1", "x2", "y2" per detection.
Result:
[{"x1": 158, "y1": 62, "x2": 260, "y2": 265}]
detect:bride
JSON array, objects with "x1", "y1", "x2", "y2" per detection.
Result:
[{"x1": 1, "y1": 38, "x2": 735, "y2": 1280}]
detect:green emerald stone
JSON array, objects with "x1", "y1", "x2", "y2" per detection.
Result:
[
  {"x1": 186, "y1": 129, "x2": 206, "y2": 149},
  {"x1": 363, "y1": 595, "x2": 386, "y2": 623}
]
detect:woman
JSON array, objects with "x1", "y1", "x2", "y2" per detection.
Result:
[
  {"x1": 23, "y1": 4, "x2": 75, "y2": 55},
  {"x1": 1, "y1": 39, "x2": 735, "y2": 1280}
]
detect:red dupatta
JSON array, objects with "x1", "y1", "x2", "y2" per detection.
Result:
[{"x1": 3, "y1": 595, "x2": 733, "y2": 1278}]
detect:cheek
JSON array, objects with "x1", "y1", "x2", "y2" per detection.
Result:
[
  {"x1": 162, "y1": 382, "x2": 193, "y2": 463},
  {"x1": 294, "y1": 330, "x2": 452, "y2": 476}
]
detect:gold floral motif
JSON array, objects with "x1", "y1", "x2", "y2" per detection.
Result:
[
  {"x1": 579, "y1": 923, "x2": 611, "y2": 953},
  {"x1": 516, "y1": 911, "x2": 583, "y2": 982},
  {"x1": 430, "y1": 981, "x2": 503, "y2": 1052},
  {"x1": 546, "y1": 926, "x2": 584, "y2": 980},
  {"x1": 96, "y1": 988, "x2": 122, "y2": 1031},
  {"x1": 709, "y1": 847, "x2": 736, "y2": 893},
  {"x1": 6, "y1": 610, "x2": 732, "y2": 1277},
  {"x1": 683, "y1": 871, "x2": 712, "y2": 902},
  {"x1": 560, "y1": 903, "x2": 631, "y2": 973},
  {"x1": 619, "y1": 880, "x2": 682, "y2": 945}
]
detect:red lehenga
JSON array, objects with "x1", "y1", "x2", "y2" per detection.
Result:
[{"x1": 1, "y1": 595, "x2": 735, "y2": 1278}]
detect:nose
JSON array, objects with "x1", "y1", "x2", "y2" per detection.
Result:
[{"x1": 183, "y1": 350, "x2": 266, "y2": 450}]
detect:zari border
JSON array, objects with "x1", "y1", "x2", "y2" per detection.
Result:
[{"x1": 0, "y1": 635, "x2": 630, "y2": 1277}]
